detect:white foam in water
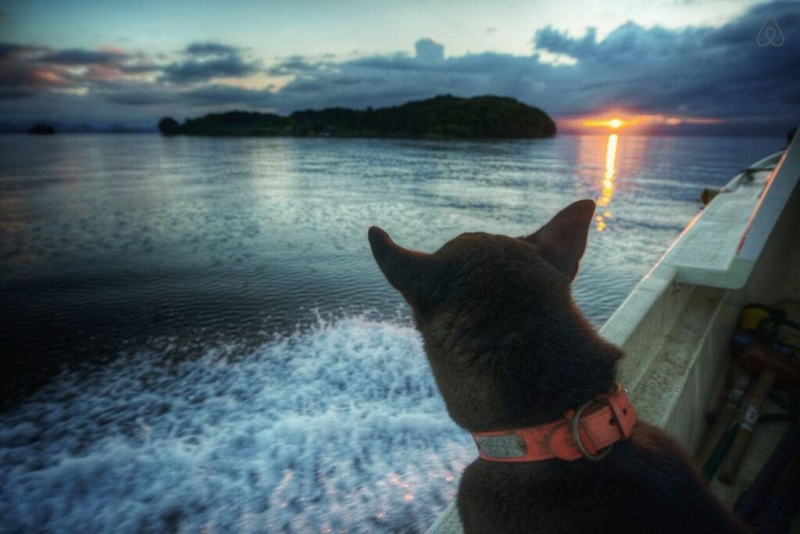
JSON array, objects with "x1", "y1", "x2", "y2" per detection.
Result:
[{"x1": 0, "y1": 317, "x2": 473, "y2": 533}]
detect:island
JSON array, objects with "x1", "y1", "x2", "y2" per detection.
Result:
[
  {"x1": 158, "y1": 95, "x2": 556, "y2": 139},
  {"x1": 27, "y1": 123, "x2": 56, "y2": 135}
]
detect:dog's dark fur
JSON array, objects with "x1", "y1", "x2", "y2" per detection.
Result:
[{"x1": 368, "y1": 199, "x2": 746, "y2": 533}]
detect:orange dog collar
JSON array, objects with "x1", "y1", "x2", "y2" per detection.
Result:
[{"x1": 471, "y1": 384, "x2": 637, "y2": 462}]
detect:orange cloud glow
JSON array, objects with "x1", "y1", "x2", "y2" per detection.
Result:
[{"x1": 31, "y1": 68, "x2": 71, "y2": 88}]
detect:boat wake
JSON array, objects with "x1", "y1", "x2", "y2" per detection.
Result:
[{"x1": 0, "y1": 316, "x2": 472, "y2": 533}]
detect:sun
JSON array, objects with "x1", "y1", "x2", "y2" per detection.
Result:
[{"x1": 579, "y1": 116, "x2": 630, "y2": 130}]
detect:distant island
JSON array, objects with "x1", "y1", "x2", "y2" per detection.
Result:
[
  {"x1": 158, "y1": 95, "x2": 556, "y2": 139},
  {"x1": 27, "y1": 123, "x2": 56, "y2": 135}
]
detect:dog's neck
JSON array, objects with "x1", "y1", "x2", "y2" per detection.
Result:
[
  {"x1": 502, "y1": 320, "x2": 620, "y2": 430},
  {"x1": 420, "y1": 300, "x2": 622, "y2": 433}
]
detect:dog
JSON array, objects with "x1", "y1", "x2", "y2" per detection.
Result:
[{"x1": 368, "y1": 199, "x2": 746, "y2": 533}]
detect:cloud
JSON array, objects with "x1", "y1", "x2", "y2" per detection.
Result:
[
  {"x1": 0, "y1": 42, "x2": 45, "y2": 60},
  {"x1": 161, "y1": 55, "x2": 258, "y2": 83},
  {"x1": 0, "y1": 59, "x2": 69, "y2": 92},
  {"x1": 161, "y1": 42, "x2": 260, "y2": 84},
  {"x1": 526, "y1": 0, "x2": 799, "y2": 124},
  {"x1": 0, "y1": 44, "x2": 54, "y2": 94},
  {"x1": 534, "y1": 26, "x2": 599, "y2": 59},
  {"x1": 0, "y1": 40, "x2": 268, "y2": 111},
  {"x1": 0, "y1": 43, "x2": 157, "y2": 95},
  {"x1": 415, "y1": 38, "x2": 444, "y2": 62},
  {"x1": 267, "y1": 55, "x2": 331, "y2": 76},
  {"x1": 184, "y1": 42, "x2": 240, "y2": 57},
  {"x1": 40, "y1": 48, "x2": 128, "y2": 65}
]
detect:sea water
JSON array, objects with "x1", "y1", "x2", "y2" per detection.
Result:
[{"x1": 0, "y1": 134, "x2": 784, "y2": 532}]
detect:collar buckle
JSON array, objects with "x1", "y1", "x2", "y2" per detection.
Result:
[
  {"x1": 565, "y1": 383, "x2": 632, "y2": 461},
  {"x1": 569, "y1": 399, "x2": 613, "y2": 461}
]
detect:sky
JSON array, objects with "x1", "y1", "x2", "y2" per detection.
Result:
[{"x1": 0, "y1": 0, "x2": 798, "y2": 134}]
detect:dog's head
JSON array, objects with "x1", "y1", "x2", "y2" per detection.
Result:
[{"x1": 368, "y1": 200, "x2": 619, "y2": 431}]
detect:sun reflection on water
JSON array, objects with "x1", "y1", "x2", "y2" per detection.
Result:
[{"x1": 595, "y1": 133, "x2": 619, "y2": 231}]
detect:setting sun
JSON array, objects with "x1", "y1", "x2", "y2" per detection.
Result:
[{"x1": 579, "y1": 116, "x2": 631, "y2": 130}]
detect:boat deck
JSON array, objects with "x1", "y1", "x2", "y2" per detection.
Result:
[{"x1": 610, "y1": 139, "x2": 800, "y2": 528}]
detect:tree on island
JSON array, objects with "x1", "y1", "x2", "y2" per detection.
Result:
[
  {"x1": 157, "y1": 95, "x2": 556, "y2": 139},
  {"x1": 158, "y1": 117, "x2": 181, "y2": 136}
]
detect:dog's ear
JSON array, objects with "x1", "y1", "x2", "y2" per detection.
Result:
[
  {"x1": 368, "y1": 226, "x2": 442, "y2": 309},
  {"x1": 521, "y1": 199, "x2": 595, "y2": 280}
]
